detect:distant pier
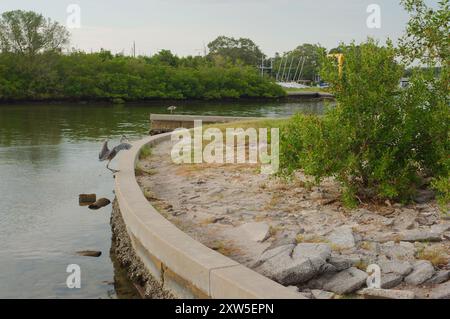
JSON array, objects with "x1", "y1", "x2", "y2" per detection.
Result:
[
  {"x1": 149, "y1": 114, "x2": 264, "y2": 135},
  {"x1": 286, "y1": 91, "x2": 334, "y2": 99}
]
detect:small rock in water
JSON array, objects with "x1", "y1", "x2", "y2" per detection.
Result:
[
  {"x1": 79, "y1": 194, "x2": 96, "y2": 206},
  {"x1": 77, "y1": 250, "x2": 102, "y2": 257},
  {"x1": 88, "y1": 198, "x2": 111, "y2": 210}
]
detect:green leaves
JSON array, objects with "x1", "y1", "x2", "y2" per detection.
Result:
[
  {"x1": 207, "y1": 36, "x2": 264, "y2": 66},
  {"x1": 399, "y1": 0, "x2": 449, "y2": 66},
  {"x1": 280, "y1": 37, "x2": 449, "y2": 207},
  {"x1": 0, "y1": 10, "x2": 69, "y2": 55}
]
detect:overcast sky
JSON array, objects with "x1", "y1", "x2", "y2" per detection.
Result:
[{"x1": 0, "y1": 0, "x2": 439, "y2": 57}]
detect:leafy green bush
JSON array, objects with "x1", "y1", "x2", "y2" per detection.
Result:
[{"x1": 280, "y1": 39, "x2": 449, "y2": 206}]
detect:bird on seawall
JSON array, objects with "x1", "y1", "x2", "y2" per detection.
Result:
[{"x1": 99, "y1": 135, "x2": 132, "y2": 173}]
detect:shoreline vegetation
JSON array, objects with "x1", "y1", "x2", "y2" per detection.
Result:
[
  {"x1": 0, "y1": 51, "x2": 286, "y2": 103},
  {"x1": 0, "y1": 87, "x2": 329, "y2": 105},
  {"x1": 0, "y1": 11, "x2": 331, "y2": 104},
  {"x1": 0, "y1": 49, "x2": 333, "y2": 104}
]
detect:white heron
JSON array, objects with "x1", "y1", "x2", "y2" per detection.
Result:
[{"x1": 167, "y1": 106, "x2": 177, "y2": 114}]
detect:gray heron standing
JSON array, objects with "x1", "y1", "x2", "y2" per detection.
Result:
[{"x1": 99, "y1": 135, "x2": 132, "y2": 173}]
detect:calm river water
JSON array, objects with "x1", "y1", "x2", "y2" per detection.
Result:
[{"x1": 0, "y1": 99, "x2": 326, "y2": 298}]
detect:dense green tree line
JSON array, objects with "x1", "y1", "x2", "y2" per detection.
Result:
[{"x1": 0, "y1": 50, "x2": 285, "y2": 102}]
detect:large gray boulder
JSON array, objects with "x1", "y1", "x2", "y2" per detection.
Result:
[
  {"x1": 328, "y1": 255, "x2": 361, "y2": 271},
  {"x1": 431, "y1": 222, "x2": 450, "y2": 235},
  {"x1": 379, "y1": 259, "x2": 413, "y2": 276},
  {"x1": 292, "y1": 243, "x2": 331, "y2": 261},
  {"x1": 255, "y1": 243, "x2": 332, "y2": 286},
  {"x1": 426, "y1": 270, "x2": 450, "y2": 285},
  {"x1": 380, "y1": 241, "x2": 416, "y2": 260},
  {"x1": 394, "y1": 209, "x2": 418, "y2": 230},
  {"x1": 368, "y1": 229, "x2": 442, "y2": 243},
  {"x1": 404, "y1": 260, "x2": 436, "y2": 286},
  {"x1": 255, "y1": 244, "x2": 295, "y2": 267},
  {"x1": 381, "y1": 273, "x2": 404, "y2": 289},
  {"x1": 400, "y1": 229, "x2": 442, "y2": 242},
  {"x1": 327, "y1": 226, "x2": 356, "y2": 249},
  {"x1": 322, "y1": 267, "x2": 368, "y2": 295},
  {"x1": 238, "y1": 222, "x2": 270, "y2": 242}
]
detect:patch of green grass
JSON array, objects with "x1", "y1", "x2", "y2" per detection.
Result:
[{"x1": 139, "y1": 145, "x2": 153, "y2": 160}]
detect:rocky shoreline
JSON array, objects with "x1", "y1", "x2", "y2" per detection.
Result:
[{"x1": 135, "y1": 139, "x2": 450, "y2": 299}]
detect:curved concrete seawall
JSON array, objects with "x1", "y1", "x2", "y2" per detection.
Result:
[{"x1": 113, "y1": 132, "x2": 305, "y2": 299}]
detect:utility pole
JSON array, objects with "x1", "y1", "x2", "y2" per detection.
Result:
[{"x1": 258, "y1": 56, "x2": 273, "y2": 78}]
